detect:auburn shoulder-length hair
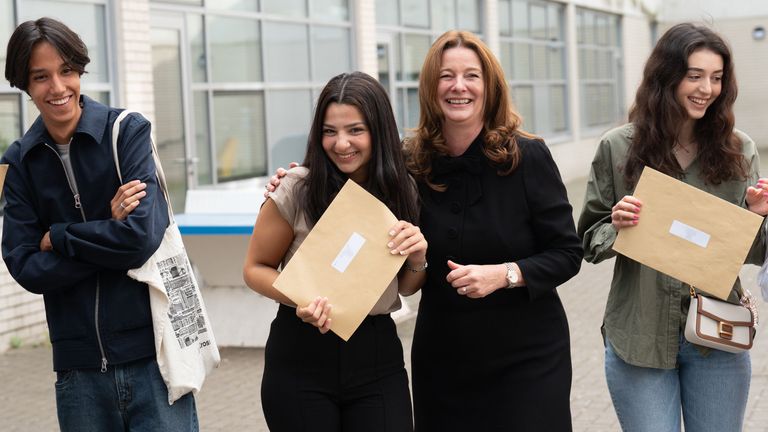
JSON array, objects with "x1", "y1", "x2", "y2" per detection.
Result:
[
  {"x1": 404, "y1": 30, "x2": 534, "y2": 191},
  {"x1": 624, "y1": 22, "x2": 746, "y2": 188},
  {"x1": 299, "y1": 72, "x2": 419, "y2": 225}
]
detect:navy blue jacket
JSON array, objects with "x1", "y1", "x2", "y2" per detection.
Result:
[{"x1": 1, "y1": 95, "x2": 169, "y2": 371}]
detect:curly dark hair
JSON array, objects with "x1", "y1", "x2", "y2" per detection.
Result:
[
  {"x1": 300, "y1": 72, "x2": 418, "y2": 225},
  {"x1": 624, "y1": 22, "x2": 747, "y2": 188}
]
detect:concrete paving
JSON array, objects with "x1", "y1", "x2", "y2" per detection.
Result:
[{"x1": 3, "y1": 174, "x2": 768, "y2": 431}]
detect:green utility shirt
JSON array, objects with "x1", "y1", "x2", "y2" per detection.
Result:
[{"x1": 578, "y1": 123, "x2": 766, "y2": 369}]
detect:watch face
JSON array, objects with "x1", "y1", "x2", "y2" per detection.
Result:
[
  {"x1": 506, "y1": 265, "x2": 518, "y2": 285},
  {"x1": 508, "y1": 271, "x2": 517, "y2": 284}
]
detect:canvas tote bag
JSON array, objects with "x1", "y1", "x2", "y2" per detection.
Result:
[{"x1": 111, "y1": 110, "x2": 220, "y2": 404}]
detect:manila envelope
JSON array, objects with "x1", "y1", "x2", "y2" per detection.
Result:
[
  {"x1": 273, "y1": 179, "x2": 407, "y2": 341},
  {"x1": 0, "y1": 164, "x2": 6, "y2": 199},
  {"x1": 613, "y1": 167, "x2": 763, "y2": 300}
]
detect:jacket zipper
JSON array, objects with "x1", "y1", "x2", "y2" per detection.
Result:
[{"x1": 45, "y1": 143, "x2": 109, "y2": 373}]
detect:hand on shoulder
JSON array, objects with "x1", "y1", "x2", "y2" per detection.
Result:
[{"x1": 264, "y1": 162, "x2": 300, "y2": 198}]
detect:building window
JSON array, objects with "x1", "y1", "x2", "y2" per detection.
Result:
[
  {"x1": 208, "y1": 16, "x2": 263, "y2": 83},
  {"x1": 431, "y1": 0, "x2": 482, "y2": 33},
  {"x1": 499, "y1": 0, "x2": 568, "y2": 139},
  {"x1": 151, "y1": 0, "x2": 352, "y2": 184},
  {"x1": 212, "y1": 92, "x2": 267, "y2": 181},
  {"x1": 577, "y1": 8, "x2": 623, "y2": 131}
]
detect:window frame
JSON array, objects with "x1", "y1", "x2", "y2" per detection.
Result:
[
  {"x1": 499, "y1": 0, "x2": 570, "y2": 141},
  {"x1": 576, "y1": 7, "x2": 624, "y2": 135},
  {"x1": 150, "y1": 0, "x2": 355, "y2": 184}
]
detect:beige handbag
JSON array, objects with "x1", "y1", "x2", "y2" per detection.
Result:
[{"x1": 684, "y1": 287, "x2": 756, "y2": 353}]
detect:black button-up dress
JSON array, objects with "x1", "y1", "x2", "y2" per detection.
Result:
[{"x1": 411, "y1": 133, "x2": 583, "y2": 431}]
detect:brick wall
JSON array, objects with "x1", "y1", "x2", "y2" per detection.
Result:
[
  {"x1": 354, "y1": 0, "x2": 377, "y2": 77},
  {"x1": 0, "y1": 226, "x2": 48, "y2": 353},
  {"x1": 622, "y1": 15, "x2": 653, "y2": 114},
  {"x1": 116, "y1": 0, "x2": 156, "y2": 122}
]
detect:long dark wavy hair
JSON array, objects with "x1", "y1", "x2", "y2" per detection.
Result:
[
  {"x1": 404, "y1": 30, "x2": 535, "y2": 191},
  {"x1": 299, "y1": 72, "x2": 419, "y2": 225},
  {"x1": 624, "y1": 22, "x2": 747, "y2": 188}
]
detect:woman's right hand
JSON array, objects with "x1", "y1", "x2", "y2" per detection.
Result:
[
  {"x1": 296, "y1": 296, "x2": 332, "y2": 334},
  {"x1": 264, "y1": 162, "x2": 300, "y2": 198},
  {"x1": 611, "y1": 195, "x2": 642, "y2": 230},
  {"x1": 111, "y1": 180, "x2": 146, "y2": 220}
]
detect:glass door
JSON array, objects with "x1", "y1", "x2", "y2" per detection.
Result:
[
  {"x1": 377, "y1": 34, "x2": 396, "y2": 99},
  {"x1": 150, "y1": 14, "x2": 195, "y2": 212}
]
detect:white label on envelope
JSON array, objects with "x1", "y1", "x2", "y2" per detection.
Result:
[
  {"x1": 332, "y1": 232, "x2": 366, "y2": 273},
  {"x1": 669, "y1": 220, "x2": 710, "y2": 248}
]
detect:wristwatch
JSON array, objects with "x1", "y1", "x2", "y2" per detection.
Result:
[{"x1": 504, "y1": 262, "x2": 519, "y2": 288}]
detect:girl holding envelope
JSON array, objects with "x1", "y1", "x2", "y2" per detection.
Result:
[
  {"x1": 579, "y1": 23, "x2": 768, "y2": 432},
  {"x1": 243, "y1": 72, "x2": 427, "y2": 431}
]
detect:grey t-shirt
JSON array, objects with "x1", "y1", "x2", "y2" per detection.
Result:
[{"x1": 55, "y1": 143, "x2": 80, "y2": 198}]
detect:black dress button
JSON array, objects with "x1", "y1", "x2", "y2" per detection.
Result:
[
  {"x1": 450, "y1": 202, "x2": 462, "y2": 214},
  {"x1": 447, "y1": 227, "x2": 458, "y2": 239}
]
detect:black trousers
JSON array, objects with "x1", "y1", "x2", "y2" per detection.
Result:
[{"x1": 261, "y1": 305, "x2": 413, "y2": 432}]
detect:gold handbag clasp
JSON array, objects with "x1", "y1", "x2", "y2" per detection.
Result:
[{"x1": 719, "y1": 322, "x2": 734, "y2": 340}]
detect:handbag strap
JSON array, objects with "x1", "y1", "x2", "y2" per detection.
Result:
[
  {"x1": 740, "y1": 288, "x2": 760, "y2": 328},
  {"x1": 111, "y1": 110, "x2": 175, "y2": 220},
  {"x1": 690, "y1": 285, "x2": 759, "y2": 328}
]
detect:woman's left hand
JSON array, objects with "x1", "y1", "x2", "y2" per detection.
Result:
[
  {"x1": 387, "y1": 221, "x2": 427, "y2": 265},
  {"x1": 746, "y1": 178, "x2": 768, "y2": 216},
  {"x1": 446, "y1": 260, "x2": 506, "y2": 298}
]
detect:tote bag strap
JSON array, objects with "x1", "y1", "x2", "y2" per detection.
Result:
[{"x1": 111, "y1": 110, "x2": 175, "y2": 220}]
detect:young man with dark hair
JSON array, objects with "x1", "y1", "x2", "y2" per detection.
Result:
[{"x1": 2, "y1": 17, "x2": 198, "y2": 431}]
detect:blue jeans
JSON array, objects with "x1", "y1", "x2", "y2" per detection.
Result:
[
  {"x1": 605, "y1": 337, "x2": 750, "y2": 432},
  {"x1": 55, "y1": 356, "x2": 198, "y2": 432}
]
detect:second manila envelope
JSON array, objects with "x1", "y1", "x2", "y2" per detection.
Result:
[
  {"x1": 613, "y1": 167, "x2": 763, "y2": 300},
  {"x1": 273, "y1": 179, "x2": 407, "y2": 341}
]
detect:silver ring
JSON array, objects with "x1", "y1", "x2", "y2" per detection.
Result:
[{"x1": 119, "y1": 202, "x2": 127, "y2": 209}]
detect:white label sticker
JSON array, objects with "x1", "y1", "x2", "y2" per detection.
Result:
[
  {"x1": 332, "y1": 232, "x2": 366, "y2": 273},
  {"x1": 669, "y1": 220, "x2": 710, "y2": 248}
]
